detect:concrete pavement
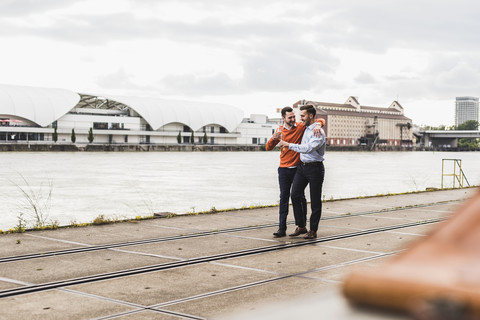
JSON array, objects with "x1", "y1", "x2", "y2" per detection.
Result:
[{"x1": 0, "y1": 187, "x2": 476, "y2": 319}]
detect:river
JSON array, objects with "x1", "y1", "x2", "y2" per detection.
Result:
[{"x1": 1, "y1": 151, "x2": 479, "y2": 230}]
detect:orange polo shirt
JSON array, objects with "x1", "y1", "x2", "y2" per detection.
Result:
[{"x1": 266, "y1": 119, "x2": 325, "y2": 168}]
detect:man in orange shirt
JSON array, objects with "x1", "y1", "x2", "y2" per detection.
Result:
[{"x1": 266, "y1": 106, "x2": 324, "y2": 237}]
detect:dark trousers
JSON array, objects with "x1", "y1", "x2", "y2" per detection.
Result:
[
  {"x1": 291, "y1": 162, "x2": 325, "y2": 231},
  {"x1": 278, "y1": 167, "x2": 307, "y2": 231}
]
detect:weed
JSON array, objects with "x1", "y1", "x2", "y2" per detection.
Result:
[
  {"x1": 124, "y1": 190, "x2": 157, "y2": 218},
  {"x1": 92, "y1": 214, "x2": 112, "y2": 225},
  {"x1": 70, "y1": 220, "x2": 88, "y2": 228},
  {"x1": 10, "y1": 173, "x2": 53, "y2": 228},
  {"x1": 15, "y1": 212, "x2": 27, "y2": 233}
]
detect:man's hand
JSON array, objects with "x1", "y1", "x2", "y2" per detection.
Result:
[
  {"x1": 313, "y1": 124, "x2": 322, "y2": 137},
  {"x1": 278, "y1": 140, "x2": 290, "y2": 148},
  {"x1": 272, "y1": 131, "x2": 282, "y2": 140}
]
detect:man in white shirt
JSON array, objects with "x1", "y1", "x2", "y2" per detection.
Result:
[{"x1": 278, "y1": 105, "x2": 326, "y2": 239}]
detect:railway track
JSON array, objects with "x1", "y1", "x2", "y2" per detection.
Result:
[
  {"x1": 0, "y1": 199, "x2": 456, "y2": 264},
  {"x1": 0, "y1": 217, "x2": 444, "y2": 299}
]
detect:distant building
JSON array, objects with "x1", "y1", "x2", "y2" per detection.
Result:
[
  {"x1": 455, "y1": 96, "x2": 479, "y2": 126},
  {"x1": 236, "y1": 114, "x2": 280, "y2": 145},
  {"x1": 292, "y1": 97, "x2": 414, "y2": 147},
  {"x1": 0, "y1": 84, "x2": 285, "y2": 147}
]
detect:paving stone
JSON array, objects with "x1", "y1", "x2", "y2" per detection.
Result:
[
  {"x1": 321, "y1": 215, "x2": 414, "y2": 231},
  {"x1": 222, "y1": 288, "x2": 409, "y2": 320},
  {"x1": 0, "y1": 233, "x2": 82, "y2": 257},
  {"x1": 0, "y1": 250, "x2": 174, "y2": 284},
  {"x1": 68, "y1": 263, "x2": 277, "y2": 306},
  {"x1": 386, "y1": 223, "x2": 442, "y2": 236},
  {"x1": 0, "y1": 279, "x2": 22, "y2": 290},
  {"x1": 104, "y1": 310, "x2": 185, "y2": 320},
  {"x1": 161, "y1": 276, "x2": 336, "y2": 319},
  {"x1": 0, "y1": 289, "x2": 134, "y2": 320},
  {"x1": 324, "y1": 231, "x2": 424, "y2": 253},
  {"x1": 227, "y1": 224, "x2": 352, "y2": 243},
  {"x1": 148, "y1": 213, "x2": 270, "y2": 232},
  {"x1": 373, "y1": 204, "x2": 457, "y2": 220},
  {"x1": 120, "y1": 233, "x2": 275, "y2": 260},
  {"x1": 220, "y1": 245, "x2": 375, "y2": 275},
  {"x1": 28, "y1": 222, "x2": 183, "y2": 246},
  {"x1": 306, "y1": 255, "x2": 392, "y2": 282}
]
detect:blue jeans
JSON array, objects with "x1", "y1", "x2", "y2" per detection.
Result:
[
  {"x1": 291, "y1": 162, "x2": 325, "y2": 231},
  {"x1": 278, "y1": 167, "x2": 307, "y2": 231}
]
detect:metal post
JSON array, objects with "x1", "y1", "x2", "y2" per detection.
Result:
[
  {"x1": 453, "y1": 160, "x2": 457, "y2": 188},
  {"x1": 441, "y1": 159, "x2": 444, "y2": 188}
]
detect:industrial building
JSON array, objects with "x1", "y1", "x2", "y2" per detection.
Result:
[{"x1": 293, "y1": 97, "x2": 414, "y2": 148}]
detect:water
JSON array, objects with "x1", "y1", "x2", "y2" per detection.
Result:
[{"x1": 1, "y1": 151, "x2": 479, "y2": 230}]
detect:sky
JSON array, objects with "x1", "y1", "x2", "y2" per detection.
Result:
[{"x1": 1, "y1": 0, "x2": 480, "y2": 126}]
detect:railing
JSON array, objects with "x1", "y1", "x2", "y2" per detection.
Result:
[{"x1": 441, "y1": 159, "x2": 470, "y2": 188}]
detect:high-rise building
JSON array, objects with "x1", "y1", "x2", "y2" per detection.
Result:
[{"x1": 455, "y1": 96, "x2": 479, "y2": 126}]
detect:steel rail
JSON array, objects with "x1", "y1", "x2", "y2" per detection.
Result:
[
  {"x1": 0, "y1": 200, "x2": 457, "y2": 264},
  {"x1": 0, "y1": 217, "x2": 444, "y2": 298}
]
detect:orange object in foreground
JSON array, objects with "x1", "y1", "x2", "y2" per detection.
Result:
[{"x1": 343, "y1": 188, "x2": 480, "y2": 318}]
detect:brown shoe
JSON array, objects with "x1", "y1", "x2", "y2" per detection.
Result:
[
  {"x1": 289, "y1": 227, "x2": 308, "y2": 237},
  {"x1": 303, "y1": 230, "x2": 317, "y2": 239}
]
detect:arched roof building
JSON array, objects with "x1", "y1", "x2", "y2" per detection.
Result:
[
  {"x1": 102, "y1": 95, "x2": 244, "y2": 133},
  {"x1": 0, "y1": 84, "x2": 81, "y2": 127},
  {"x1": 0, "y1": 84, "x2": 244, "y2": 132}
]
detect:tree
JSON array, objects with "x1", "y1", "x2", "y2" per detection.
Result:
[
  {"x1": 88, "y1": 127, "x2": 94, "y2": 143},
  {"x1": 454, "y1": 121, "x2": 479, "y2": 149},
  {"x1": 52, "y1": 127, "x2": 58, "y2": 143},
  {"x1": 191, "y1": 131, "x2": 195, "y2": 144},
  {"x1": 203, "y1": 132, "x2": 208, "y2": 144},
  {"x1": 458, "y1": 138, "x2": 479, "y2": 149},
  {"x1": 456, "y1": 120, "x2": 479, "y2": 130},
  {"x1": 71, "y1": 128, "x2": 76, "y2": 143},
  {"x1": 177, "y1": 131, "x2": 181, "y2": 144}
]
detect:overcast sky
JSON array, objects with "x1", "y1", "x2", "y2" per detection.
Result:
[{"x1": 1, "y1": 0, "x2": 479, "y2": 126}]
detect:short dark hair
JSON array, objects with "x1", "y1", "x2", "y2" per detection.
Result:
[
  {"x1": 281, "y1": 106, "x2": 293, "y2": 117},
  {"x1": 300, "y1": 104, "x2": 316, "y2": 117}
]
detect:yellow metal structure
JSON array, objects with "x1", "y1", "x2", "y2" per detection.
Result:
[{"x1": 442, "y1": 159, "x2": 470, "y2": 188}]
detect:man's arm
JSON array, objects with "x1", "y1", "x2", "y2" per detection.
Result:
[
  {"x1": 278, "y1": 133, "x2": 325, "y2": 153},
  {"x1": 299, "y1": 119, "x2": 325, "y2": 137},
  {"x1": 296, "y1": 118, "x2": 325, "y2": 127},
  {"x1": 288, "y1": 135, "x2": 325, "y2": 153},
  {"x1": 265, "y1": 131, "x2": 282, "y2": 151}
]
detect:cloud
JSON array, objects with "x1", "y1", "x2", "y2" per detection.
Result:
[
  {"x1": 241, "y1": 47, "x2": 336, "y2": 92},
  {"x1": 354, "y1": 72, "x2": 376, "y2": 85},
  {"x1": 318, "y1": 0, "x2": 480, "y2": 52},
  {"x1": 156, "y1": 39, "x2": 339, "y2": 95},
  {"x1": 0, "y1": 0, "x2": 80, "y2": 16},
  {"x1": 0, "y1": 9, "x2": 298, "y2": 47},
  {"x1": 96, "y1": 68, "x2": 158, "y2": 94},
  {"x1": 159, "y1": 72, "x2": 240, "y2": 95},
  {"x1": 0, "y1": 0, "x2": 479, "y2": 127}
]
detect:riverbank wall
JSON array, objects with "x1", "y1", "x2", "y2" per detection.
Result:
[
  {"x1": 0, "y1": 143, "x2": 265, "y2": 152},
  {"x1": 0, "y1": 143, "x2": 477, "y2": 152}
]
